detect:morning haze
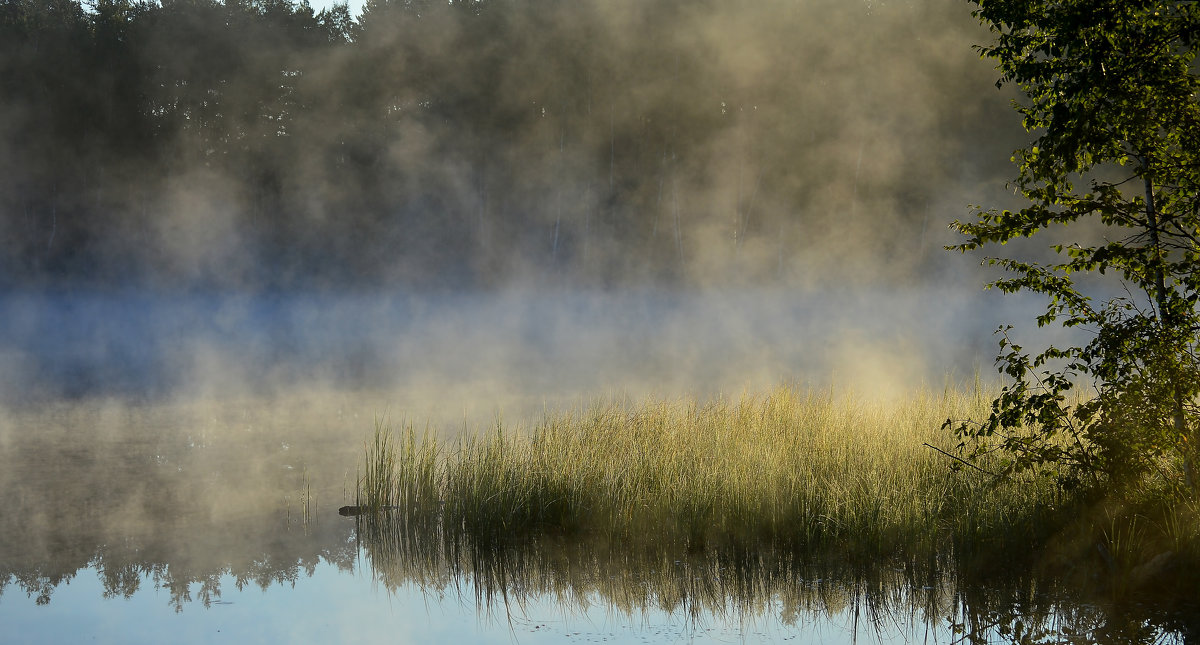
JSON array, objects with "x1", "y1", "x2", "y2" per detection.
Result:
[
  {"x1": 0, "y1": 0, "x2": 1032, "y2": 409},
  {"x1": 1, "y1": 0, "x2": 1018, "y2": 291},
  {"x1": 1, "y1": 0, "x2": 1078, "y2": 640}
]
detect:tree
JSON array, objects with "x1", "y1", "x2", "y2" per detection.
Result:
[{"x1": 949, "y1": 0, "x2": 1200, "y2": 494}]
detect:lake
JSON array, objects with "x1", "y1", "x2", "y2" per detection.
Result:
[{"x1": 1, "y1": 290, "x2": 1190, "y2": 643}]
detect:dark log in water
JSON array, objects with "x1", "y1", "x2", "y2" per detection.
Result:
[{"x1": 338, "y1": 505, "x2": 401, "y2": 516}]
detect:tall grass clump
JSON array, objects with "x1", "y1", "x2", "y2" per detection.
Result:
[
  {"x1": 359, "y1": 418, "x2": 441, "y2": 518},
  {"x1": 356, "y1": 384, "x2": 1082, "y2": 571}
]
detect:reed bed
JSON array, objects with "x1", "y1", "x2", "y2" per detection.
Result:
[{"x1": 357, "y1": 384, "x2": 1068, "y2": 568}]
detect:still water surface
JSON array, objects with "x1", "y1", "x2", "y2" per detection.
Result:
[
  {"x1": 1, "y1": 560, "x2": 934, "y2": 644},
  {"x1": 0, "y1": 389, "x2": 941, "y2": 645},
  {"x1": 0, "y1": 291, "x2": 1190, "y2": 643}
]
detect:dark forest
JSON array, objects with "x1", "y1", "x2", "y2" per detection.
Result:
[{"x1": 1, "y1": 0, "x2": 1014, "y2": 290}]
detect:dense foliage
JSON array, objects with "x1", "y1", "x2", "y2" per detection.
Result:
[
  {"x1": 0, "y1": 0, "x2": 1004, "y2": 289},
  {"x1": 950, "y1": 0, "x2": 1200, "y2": 494}
]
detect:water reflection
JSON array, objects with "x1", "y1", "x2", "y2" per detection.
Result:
[
  {"x1": 352, "y1": 511, "x2": 1198, "y2": 645},
  {"x1": 0, "y1": 392, "x2": 364, "y2": 611},
  {"x1": 1, "y1": 388, "x2": 1196, "y2": 643}
]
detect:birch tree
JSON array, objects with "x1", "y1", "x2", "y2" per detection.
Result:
[{"x1": 950, "y1": 0, "x2": 1200, "y2": 493}]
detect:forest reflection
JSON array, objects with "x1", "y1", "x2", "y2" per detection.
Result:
[
  {"x1": 1, "y1": 389, "x2": 1197, "y2": 642},
  {"x1": 0, "y1": 392, "x2": 364, "y2": 612},
  {"x1": 354, "y1": 511, "x2": 1198, "y2": 645},
  {"x1": 5, "y1": 470, "x2": 1198, "y2": 643},
  {"x1": 1, "y1": 507, "x2": 355, "y2": 613}
]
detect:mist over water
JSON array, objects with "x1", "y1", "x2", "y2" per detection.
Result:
[
  {"x1": 2, "y1": 0, "x2": 1023, "y2": 291},
  {"x1": 0, "y1": 0, "x2": 1041, "y2": 412},
  {"x1": 0, "y1": 287, "x2": 1032, "y2": 419},
  {"x1": 0, "y1": 0, "x2": 1129, "y2": 641}
]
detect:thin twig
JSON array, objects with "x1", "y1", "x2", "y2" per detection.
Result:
[{"x1": 923, "y1": 442, "x2": 1001, "y2": 477}]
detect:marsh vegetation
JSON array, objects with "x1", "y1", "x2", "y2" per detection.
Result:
[
  {"x1": 5, "y1": 0, "x2": 1200, "y2": 639},
  {"x1": 354, "y1": 383, "x2": 1200, "y2": 619}
]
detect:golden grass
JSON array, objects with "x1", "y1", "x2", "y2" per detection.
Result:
[{"x1": 357, "y1": 384, "x2": 1068, "y2": 566}]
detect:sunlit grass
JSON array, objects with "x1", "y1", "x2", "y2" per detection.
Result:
[{"x1": 356, "y1": 383, "x2": 1076, "y2": 569}]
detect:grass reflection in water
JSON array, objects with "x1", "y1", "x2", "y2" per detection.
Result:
[
  {"x1": 355, "y1": 503, "x2": 1196, "y2": 644},
  {"x1": 351, "y1": 385, "x2": 1200, "y2": 644}
]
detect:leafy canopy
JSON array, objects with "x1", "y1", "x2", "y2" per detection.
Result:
[{"x1": 949, "y1": 0, "x2": 1200, "y2": 493}]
